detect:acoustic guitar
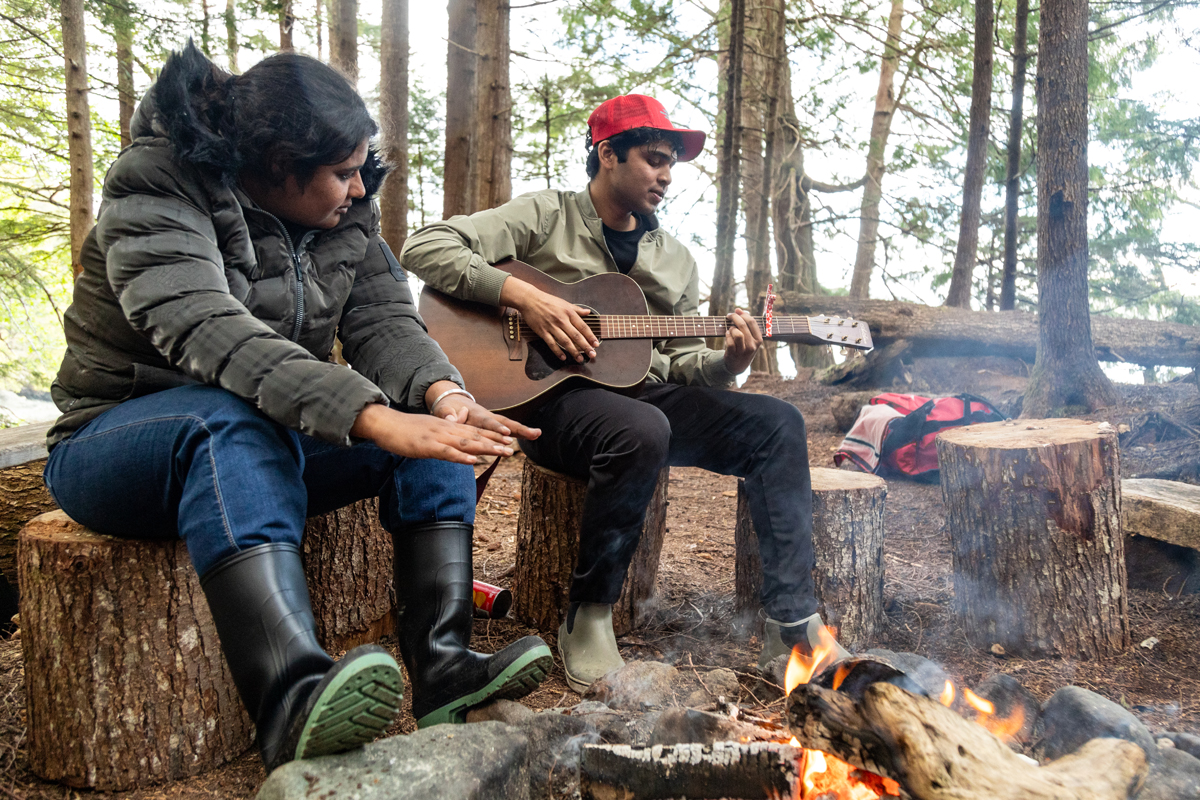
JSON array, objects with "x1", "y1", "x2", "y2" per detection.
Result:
[{"x1": 419, "y1": 259, "x2": 873, "y2": 420}]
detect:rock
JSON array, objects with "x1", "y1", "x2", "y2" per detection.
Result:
[
  {"x1": 1135, "y1": 746, "x2": 1200, "y2": 800},
  {"x1": 255, "y1": 721, "x2": 529, "y2": 800},
  {"x1": 570, "y1": 700, "x2": 614, "y2": 716},
  {"x1": 649, "y1": 707, "x2": 773, "y2": 747},
  {"x1": 1162, "y1": 732, "x2": 1200, "y2": 761},
  {"x1": 466, "y1": 699, "x2": 535, "y2": 725},
  {"x1": 514, "y1": 711, "x2": 606, "y2": 800},
  {"x1": 701, "y1": 668, "x2": 741, "y2": 700},
  {"x1": 972, "y1": 673, "x2": 1041, "y2": 748},
  {"x1": 863, "y1": 648, "x2": 952, "y2": 701},
  {"x1": 1039, "y1": 686, "x2": 1158, "y2": 765},
  {"x1": 762, "y1": 652, "x2": 790, "y2": 692},
  {"x1": 583, "y1": 660, "x2": 679, "y2": 711},
  {"x1": 625, "y1": 710, "x2": 662, "y2": 746},
  {"x1": 684, "y1": 689, "x2": 713, "y2": 708}
]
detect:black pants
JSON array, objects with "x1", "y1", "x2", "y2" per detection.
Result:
[{"x1": 519, "y1": 382, "x2": 817, "y2": 622}]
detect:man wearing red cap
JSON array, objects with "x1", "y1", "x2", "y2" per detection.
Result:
[{"x1": 402, "y1": 94, "x2": 848, "y2": 691}]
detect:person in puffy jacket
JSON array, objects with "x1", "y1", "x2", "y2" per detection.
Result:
[{"x1": 43, "y1": 42, "x2": 552, "y2": 771}]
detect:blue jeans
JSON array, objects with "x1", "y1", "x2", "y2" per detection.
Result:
[{"x1": 44, "y1": 385, "x2": 476, "y2": 576}]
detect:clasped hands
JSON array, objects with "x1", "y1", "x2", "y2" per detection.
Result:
[{"x1": 499, "y1": 277, "x2": 763, "y2": 374}]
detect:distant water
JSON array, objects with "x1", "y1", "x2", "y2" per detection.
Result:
[{"x1": 0, "y1": 389, "x2": 59, "y2": 425}]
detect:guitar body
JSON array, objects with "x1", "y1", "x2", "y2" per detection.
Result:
[{"x1": 419, "y1": 260, "x2": 654, "y2": 420}]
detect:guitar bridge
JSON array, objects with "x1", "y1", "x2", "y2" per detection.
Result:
[{"x1": 503, "y1": 308, "x2": 524, "y2": 361}]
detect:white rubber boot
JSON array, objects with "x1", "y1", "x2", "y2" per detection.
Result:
[
  {"x1": 758, "y1": 612, "x2": 852, "y2": 671},
  {"x1": 557, "y1": 603, "x2": 625, "y2": 693}
]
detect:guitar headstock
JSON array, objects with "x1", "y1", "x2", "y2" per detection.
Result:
[{"x1": 807, "y1": 315, "x2": 874, "y2": 351}]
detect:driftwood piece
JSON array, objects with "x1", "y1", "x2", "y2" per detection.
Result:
[
  {"x1": 937, "y1": 419, "x2": 1130, "y2": 657},
  {"x1": 1122, "y1": 478, "x2": 1200, "y2": 551},
  {"x1": 579, "y1": 742, "x2": 800, "y2": 800},
  {"x1": 302, "y1": 497, "x2": 395, "y2": 652},
  {"x1": 513, "y1": 461, "x2": 668, "y2": 635},
  {"x1": 734, "y1": 467, "x2": 886, "y2": 646},
  {"x1": 778, "y1": 291, "x2": 1200, "y2": 369},
  {"x1": 18, "y1": 511, "x2": 253, "y2": 789},
  {"x1": 788, "y1": 682, "x2": 1147, "y2": 800}
]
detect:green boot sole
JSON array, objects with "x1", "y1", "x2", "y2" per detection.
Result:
[
  {"x1": 291, "y1": 646, "x2": 404, "y2": 763},
  {"x1": 415, "y1": 644, "x2": 553, "y2": 728}
]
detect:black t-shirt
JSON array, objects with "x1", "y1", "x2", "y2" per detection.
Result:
[{"x1": 603, "y1": 218, "x2": 645, "y2": 274}]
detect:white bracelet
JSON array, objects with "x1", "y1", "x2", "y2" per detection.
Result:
[{"x1": 428, "y1": 387, "x2": 475, "y2": 415}]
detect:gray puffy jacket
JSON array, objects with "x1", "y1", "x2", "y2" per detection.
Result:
[{"x1": 49, "y1": 53, "x2": 460, "y2": 448}]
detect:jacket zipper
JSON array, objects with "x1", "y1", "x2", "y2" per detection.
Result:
[{"x1": 264, "y1": 212, "x2": 315, "y2": 343}]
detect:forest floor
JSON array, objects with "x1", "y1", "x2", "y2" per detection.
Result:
[{"x1": 2, "y1": 366, "x2": 1199, "y2": 798}]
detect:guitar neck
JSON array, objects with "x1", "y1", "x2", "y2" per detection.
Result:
[{"x1": 592, "y1": 316, "x2": 803, "y2": 340}]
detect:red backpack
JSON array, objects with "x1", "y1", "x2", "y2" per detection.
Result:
[{"x1": 835, "y1": 393, "x2": 1006, "y2": 481}]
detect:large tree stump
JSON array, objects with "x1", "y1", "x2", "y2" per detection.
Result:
[
  {"x1": 18, "y1": 511, "x2": 253, "y2": 789},
  {"x1": 937, "y1": 419, "x2": 1130, "y2": 657},
  {"x1": 513, "y1": 461, "x2": 669, "y2": 636},
  {"x1": 303, "y1": 497, "x2": 395, "y2": 652},
  {"x1": 735, "y1": 467, "x2": 886, "y2": 646}
]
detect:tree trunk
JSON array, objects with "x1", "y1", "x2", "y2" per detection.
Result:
[
  {"x1": 848, "y1": 0, "x2": 904, "y2": 300},
  {"x1": 734, "y1": 468, "x2": 885, "y2": 647},
  {"x1": 279, "y1": 0, "x2": 295, "y2": 50},
  {"x1": 474, "y1": 0, "x2": 511, "y2": 211},
  {"x1": 19, "y1": 511, "x2": 253, "y2": 789},
  {"x1": 710, "y1": 0, "x2": 745, "y2": 318},
  {"x1": 944, "y1": 0, "x2": 996, "y2": 308},
  {"x1": 777, "y1": 290, "x2": 1200, "y2": 369},
  {"x1": 0, "y1": 459, "x2": 56, "y2": 583},
  {"x1": 379, "y1": 0, "x2": 409, "y2": 249},
  {"x1": 1000, "y1": 0, "x2": 1030, "y2": 310},
  {"x1": 225, "y1": 0, "x2": 238, "y2": 72},
  {"x1": 302, "y1": 498, "x2": 396, "y2": 651},
  {"x1": 200, "y1": 0, "x2": 211, "y2": 54},
  {"x1": 315, "y1": 0, "x2": 322, "y2": 60},
  {"x1": 513, "y1": 461, "x2": 668, "y2": 636},
  {"x1": 330, "y1": 0, "x2": 358, "y2": 83},
  {"x1": 1023, "y1": 0, "x2": 1117, "y2": 416},
  {"x1": 443, "y1": 0, "x2": 478, "y2": 218},
  {"x1": 113, "y1": 3, "x2": 135, "y2": 148},
  {"x1": 62, "y1": 0, "x2": 93, "y2": 278},
  {"x1": 937, "y1": 419, "x2": 1130, "y2": 657}
]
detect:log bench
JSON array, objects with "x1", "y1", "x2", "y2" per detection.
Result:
[
  {"x1": 1122, "y1": 478, "x2": 1200, "y2": 595},
  {"x1": 733, "y1": 467, "x2": 887, "y2": 647}
]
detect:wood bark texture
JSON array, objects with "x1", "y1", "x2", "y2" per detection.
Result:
[
  {"x1": 225, "y1": 0, "x2": 238, "y2": 71},
  {"x1": 848, "y1": 0, "x2": 904, "y2": 299},
  {"x1": 19, "y1": 511, "x2": 253, "y2": 789},
  {"x1": 0, "y1": 459, "x2": 56, "y2": 583},
  {"x1": 329, "y1": 0, "x2": 358, "y2": 82},
  {"x1": 513, "y1": 461, "x2": 668, "y2": 635},
  {"x1": 943, "y1": 0, "x2": 995, "y2": 308},
  {"x1": 1000, "y1": 0, "x2": 1030, "y2": 311},
  {"x1": 62, "y1": 0, "x2": 93, "y2": 277},
  {"x1": 1122, "y1": 478, "x2": 1200, "y2": 551},
  {"x1": 710, "y1": 0, "x2": 745, "y2": 318},
  {"x1": 937, "y1": 419, "x2": 1130, "y2": 657},
  {"x1": 734, "y1": 467, "x2": 886, "y2": 646},
  {"x1": 1023, "y1": 0, "x2": 1116, "y2": 416},
  {"x1": 302, "y1": 497, "x2": 396, "y2": 652},
  {"x1": 787, "y1": 682, "x2": 1147, "y2": 800},
  {"x1": 379, "y1": 0, "x2": 409, "y2": 249},
  {"x1": 777, "y1": 291, "x2": 1200, "y2": 369},
  {"x1": 443, "y1": 0, "x2": 478, "y2": 218},
  {"x1": 473, "y1": 0, "x2": 512, "y2": 211},
  {"x1": 579, "y1": 741, "x2": 800, "y2": 800}
]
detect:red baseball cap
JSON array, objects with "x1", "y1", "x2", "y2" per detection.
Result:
[{"x1": 587, "y1": 94, "x2": 706, "y2": 162}]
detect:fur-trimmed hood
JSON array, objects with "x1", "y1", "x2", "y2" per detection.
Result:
[{"x1": 132, "y1": 41, "x2": 388, "y2": 197}]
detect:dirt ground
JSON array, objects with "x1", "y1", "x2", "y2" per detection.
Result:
[{"x1": 2, "y1": 369, "x2": 1199, "y2": 798}]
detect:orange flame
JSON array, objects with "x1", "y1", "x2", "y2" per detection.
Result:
[
  {"x1": 939, "y1": 680, "x2": 955, "y2": 707},
  {"x1": 960, "y1": 687, "x2": 1025, "y2": 741},
  {"x1": 963, "y1": 688, "x2": 995, "y2": 715},
  {"x1": 784, "y1": 625, "x2": 841, "y2": 695},
  {"x1": 799, "y1": 745, "x2": 901, "y2": 799}
]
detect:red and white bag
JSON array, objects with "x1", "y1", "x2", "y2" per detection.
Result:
[{"x1": 834, "y1": 393, "x2": 1006, "y2": 481}]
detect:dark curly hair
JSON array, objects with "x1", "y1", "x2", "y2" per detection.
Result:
[
  {"x1": 156, "y1": 41, "x2": 389, "y2": 194},
  {"x1": 585, "y1": 127, "x2": 685, "y2": 179}
]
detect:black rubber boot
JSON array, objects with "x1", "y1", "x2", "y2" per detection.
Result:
[
  {"x1": 394, "y1": 522, "x2": 552, "y2": 727},
  {"x1": 200, "y1": 543, "x2": 403, "y2": 771}
]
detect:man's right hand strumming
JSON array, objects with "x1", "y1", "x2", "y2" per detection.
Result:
[{"x1": 500, "y1": 277, "x2": 599, "y2": 363}]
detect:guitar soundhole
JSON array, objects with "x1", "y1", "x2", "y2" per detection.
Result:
[{"x1": 525, "y1": 339, "x2": 560, "y2": 381}]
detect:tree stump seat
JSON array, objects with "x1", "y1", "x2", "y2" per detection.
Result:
[
  {"x1": 937, "y1": 419, "x2": 1130, "y2": 658},
  {"x1": 18, "y1": 498, "x2": 396, "y2": 789},
  {"x1": 733, "y1": 467, "x2": 887, "y2": 647},
  {"x1": 513, "y1": 460, "x2": 669, "y2": 636}
]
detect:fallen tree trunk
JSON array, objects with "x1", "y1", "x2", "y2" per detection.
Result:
[
  {"x1": 777, "y1": 292, "x2": 1200, "y2": 369},
  {"x1": 787, "y1": 682, "x2": 1148, "y2": 800},
  {"x1": 579, "y1": 742, "x2": 800, "y2": 800}
]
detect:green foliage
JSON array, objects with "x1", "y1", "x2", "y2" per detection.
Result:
[
  {"x1": 511, "y1": 70, "x2": 615, "y2": 188},
  {"x1": 407, "y1": 79, "x2": 444, "y2": 230}
]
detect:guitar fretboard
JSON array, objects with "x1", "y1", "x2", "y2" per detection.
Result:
[{"x1": 514, "y1": 315, "x2": 812, "y2": 340}]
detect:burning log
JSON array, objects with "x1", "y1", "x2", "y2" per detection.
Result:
[
  {"x1": 787, "y1": 681, "x2": 1149, "y2": 800},
  {"x1": 937, "y1": 419, "x2": 1130, "y2": 658},
  {"x1": 579, "y1": 741, "x2": 801, "y2": 800},
  {"x1": 735, "y1": 468, "x2": 886, "y2": 646}
]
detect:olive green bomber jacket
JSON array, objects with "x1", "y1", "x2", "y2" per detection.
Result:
[{"x1": 399, "y1": 187, "x2": 737, "y2": 388}]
